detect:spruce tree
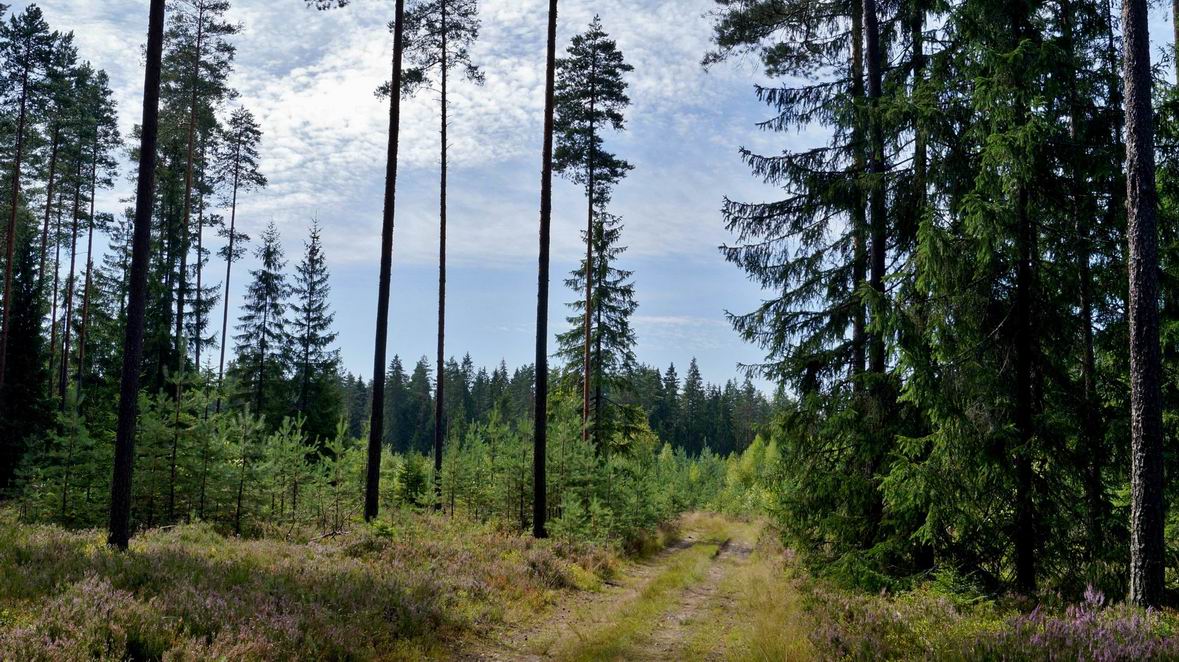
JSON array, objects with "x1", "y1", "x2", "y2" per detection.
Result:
[
  {"x1": 557, "y1": 211, "x2": 638, "y2": 449},
  {"x1": 230, "y1": 222, "x2": 290, "y2": 428},
  {"x1": 0, "y1": 214, "x2": 50, "y2": 492},
  {"x1": 290, "y1": 221, "x2": 340, "y2": 443}
]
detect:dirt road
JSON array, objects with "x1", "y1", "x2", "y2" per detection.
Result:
[{"x1": 466, "y1": 513, "x2": 811, "y2": 661}]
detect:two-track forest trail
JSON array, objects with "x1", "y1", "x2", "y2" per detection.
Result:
[{"x1": 465, "y1": 512, "x2": 815, "y2": 661}]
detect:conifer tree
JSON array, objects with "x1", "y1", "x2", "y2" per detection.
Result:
[
  {"x1": 557, "y1": 211, "x2": 638, "y2": 448},
  {"x1": 399, "y1": 0, "x2": 483, "y2": 507},
  {"x1": 553, "y1": 16, "x2": 632, "y2": 442},
  {"x1": 0, "y1": 4, "x2": 53, "y2": 390},
  {"x1": 161, "y1": 0, "x2": 237, "y2": 394},
  {"x1": 367, "y1": 0, "x2": 407, "y2": 522},
  {"x1": 1123, "y1": 0, "x2": 1164, "y2": 607},
  {"x1": 36, "y1": 32, "x2": 76, "y2": 300},
  {"x1": 532, "y1": 0, "x2": 559, "y2": 539},
  {"x1": 75, "y1": 68, "x2": 120, "y2": 396},
  {"x1": 213, "y1": 106, "x2": 264, "y2": 410},
  {"x1": 290, "y1": 221, "x2": 340, "y2": 443},
  {"x1": 230, "y1": 222, "x2": 290, "y2": 427},
  {"x1": 0, "y1": 215, "x2": 50, "y2": 492}
]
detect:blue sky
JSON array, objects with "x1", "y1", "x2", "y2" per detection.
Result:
[{"x1": 23, "y1": 0, "x2": 1179, "y2": 387}]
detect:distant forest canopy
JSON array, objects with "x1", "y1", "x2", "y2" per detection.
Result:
[{"x1": 344, "y1": 356, "x2": 775, "y2": 457}]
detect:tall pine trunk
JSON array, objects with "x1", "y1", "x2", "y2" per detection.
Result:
[
  {"x1": 533, "y1": 0, "x2": 558, "y2": 539},
  {"x1": 195, "y1": 138, "x2": 207, "y2": 375},
  {"x1": 434, "y1": 0, "x2": 449, "y2": 511},
  {"x1": 59, "y1": 162, "x2": 83, "y2": 408},
  {"x1": 47, "y1": 193, "x2": 63, "y2": 399},
  {"x1": 1123, "y1": 0, "x2": 1165, "y2": 608},
  {"x1": 109, "y1": 0, "x2": 166, "y2": 551},
  {"x1": 38, "y1": 125, "x2": 60, "y2": 296},
  {"x1": 78, "y1": 135, "x2": 100, "y2": 391},
  {"x1": 0, "y1": 60, "x2": 31, "y2": 389},
  {"x1": 582, "y1": 62, "x2": 598, "y2": 445},
  {"x1": 216, "y1": 144, "x2": 241, "y2": 413},
  {"x1": 365, "y1": 0, "x2": 406, "y2": 521}
]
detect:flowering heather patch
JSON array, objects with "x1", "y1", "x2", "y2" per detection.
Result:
[
  {"x1": 805, "y1": 580, "x2": 1179, "y2": 661},
  {"x1": 0, "y1": 510, "x2": 619, "y2": 660}
]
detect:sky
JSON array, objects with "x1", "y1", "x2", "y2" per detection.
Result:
[
  {"x1": 20, "y1": 0, "x2": 1179, "y2": 388},
  {"x1": 24, "y1": 0, "x2": 795, "y2": 387}
]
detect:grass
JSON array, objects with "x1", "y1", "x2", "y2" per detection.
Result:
[
  {"x1": 682, "y1": 527, "x2": 816, "y2": 661},
  {"x1": 539, "y1": 513, "x2": 735, "y2": 661},
  {"x1": 0, "y1": 508, "x2": 619, "y2": 661}
]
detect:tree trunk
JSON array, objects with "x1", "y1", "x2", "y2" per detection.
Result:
[
  {"x1": 434, "y1": 0, "x2": 449, "y2": 512},
  {"x1": 47, "y1": 192, "x2": 64, "y2": 399},
  {"x1": 109, "y1": 0, "x2": 166, "y2": 551},
  {"x1": 0, "y1": 61, "x2": 31, "y2": 390},
  {"x1": 59, "y1": 164, "x2": 83, "y2": 408},
  {"x1": 533, "y1": 0, "x2": 559, "y2": 540},
  {"x1": 195, "y1": 138, "x2": 207, "y2": 376},
  {"x1": 1061, "y1": 0, "x2": 1106, "y2": 562},
  {"x1": 1123, "y1": 0, "x2": 1165, "y2": 608},
  {"x1": 78, "y1": 132, "x2": 100, "y2": 392},
  {"x1": 850, "y1": 0, "x2": 866, "y2": 391},
  {"x1": 583, "y1": 59, "x2": 598, "y2": 446},
  {"x1": 38, "y1": 124, "x2": 60, "y2": 297},
  {"x1": 215, "y1": 145, "x2": 241, "y2": 414},
  {"x1": 365, "y1": 0, "x2": 406, "y2": 522}
]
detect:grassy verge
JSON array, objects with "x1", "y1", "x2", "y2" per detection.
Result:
[{"x1": 0, "y1": 509, "x2": 618, "y2": 660}]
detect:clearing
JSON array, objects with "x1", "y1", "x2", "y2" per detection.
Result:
[{"x1": 465, "y1": 512, "x2": 813, "y2": 661}]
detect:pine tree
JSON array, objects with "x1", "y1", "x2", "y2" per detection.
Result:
[
  {"x1": 213, "y1": 106, "x2": 264, "y2": 410},
  {"x1": 1123, "y1": 0, "x2": 1164, "y2": 607},
  {"x1": 75, "y1": 67, "x2": 120, "y2": 398},
  {"x1": 109, "y1": 0, "x2": 166, "y2": 551},
  {"x1": 290, "y1": 221, "x2": 340, "y2": 443},
  {"x1": 366, "y1": 0, "x2": 407, "y2": 521},
  {"x1": 532, "y1": 0, "x2": 559, "y2": 539},
  {"x1": 230, "y1": 222, "x2": 290, "y2": 428},
  {"x1": 159, "y1": 0, "x2": 238, "y2": 393},
  {"x1": 400, "y1": 0, "x2": 483, "y2": 508},
  {"x1": 553, "y1": 16, "x2": 633, "y2": 442},
  {"x1": 0, "y1": 4, "x2": 53, "y2": 390}
]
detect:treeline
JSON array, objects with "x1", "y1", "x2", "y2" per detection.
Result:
[
  {"x1": 11, "y1": 378, "x2": 736, "y2": 548},
  {"x1": 709, "y1": 0, "x2": 1173, "y2": 603},
  {"x1": 340, "y1": 356, "x2": 774, "y2": 457}
]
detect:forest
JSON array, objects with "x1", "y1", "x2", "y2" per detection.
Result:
[{"x1": 3, "y1": 0, "x2": 1179, "y2": 658}]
